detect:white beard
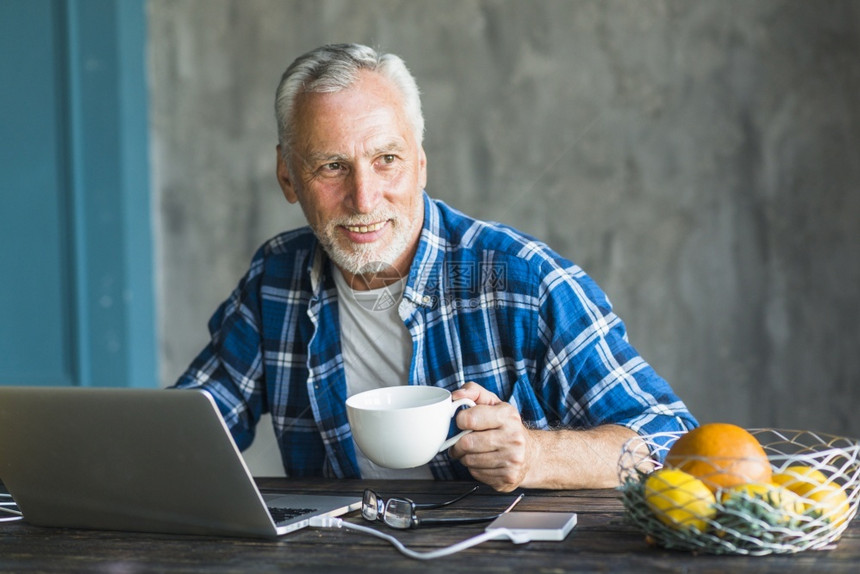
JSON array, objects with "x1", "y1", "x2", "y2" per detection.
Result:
[{"x1": 314, "y1": 204, "x2": 419, "y2": 276}]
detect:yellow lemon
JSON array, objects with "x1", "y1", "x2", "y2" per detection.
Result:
[
  {"x1": 772, "y1": 465, "x2": 851, "y2": 528},
  {"x1": 720, "y1": 482, "x2": 805, "y2": 525},
  {"x1": 772, "y1": 465, "x2": 828, "y2": 497},
  {"x1": 644, "y1": 468, "x2": 717, "y2": 533}
]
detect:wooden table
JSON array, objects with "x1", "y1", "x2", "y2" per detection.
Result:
[{"x1": 1, "y1": 478, "x2": 857, "y2": 572}]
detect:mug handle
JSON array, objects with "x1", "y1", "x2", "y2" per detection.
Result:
[{"x1": 437, "y1": 397, "x2": 476, "y2": 452}]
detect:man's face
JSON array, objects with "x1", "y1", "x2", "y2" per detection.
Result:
[{"x1": 277, "y1": 70, "x2": 427, "y2": 289}]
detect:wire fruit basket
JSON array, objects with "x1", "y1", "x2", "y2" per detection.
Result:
[{"x1": 618, "y1": 429, "x2": 860, "y2": 555}]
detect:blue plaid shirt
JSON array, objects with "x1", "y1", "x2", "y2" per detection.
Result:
[{"x1": 174, "y1": 193, "x2": 697, "y2": 478}]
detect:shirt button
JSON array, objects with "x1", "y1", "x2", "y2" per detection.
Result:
[{"x1": 422, "y1": 295, "x2": 431, "y2": 304}]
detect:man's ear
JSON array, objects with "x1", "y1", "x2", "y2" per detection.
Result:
[
  {"x1": 276, "y1": 145, "x2": 299, "y2": 204},
  {"x1": 418, "y1": 146, "x2": 428, "y2": 190}
]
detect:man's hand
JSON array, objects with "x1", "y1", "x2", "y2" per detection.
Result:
[
  {"x1": 449, "y1": 382, "x2": 641, "y2": 492},
  {"x1": 449, "y1": 382, "x2": 537, "y2": 492}
]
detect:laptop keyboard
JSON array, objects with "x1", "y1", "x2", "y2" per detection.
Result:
[{"x1": 267, "y1": 506, "x2": 318, "y2": 525}]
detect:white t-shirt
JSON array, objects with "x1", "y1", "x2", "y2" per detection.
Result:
[{"x1": 333, "y1": 268, "x2": 433, "y2": 479}]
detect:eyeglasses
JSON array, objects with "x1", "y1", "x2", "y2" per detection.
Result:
[{"x1": 361, "y1": 485, "x2": 524, "y2": 529}]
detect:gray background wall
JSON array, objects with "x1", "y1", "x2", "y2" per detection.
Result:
[{"x1": 148, "y1": 0, "x2": 860, "y2": 474}]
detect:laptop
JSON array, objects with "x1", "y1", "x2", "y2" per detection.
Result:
[{"x1": 0, "y1": 386, "x2": 361, "y2": 538}]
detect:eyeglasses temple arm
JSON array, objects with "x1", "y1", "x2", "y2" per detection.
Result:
[{"x1": 414, "y1": 492, "x2": 525, "y2": 527}]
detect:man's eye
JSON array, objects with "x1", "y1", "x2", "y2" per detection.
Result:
[{"x1": 316, "y1": 162, "x2": 347, "y2": 177}]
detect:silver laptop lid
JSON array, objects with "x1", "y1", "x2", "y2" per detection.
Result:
[{"x1": 0, "y1": 387, "x2": 359, "y2": 538}]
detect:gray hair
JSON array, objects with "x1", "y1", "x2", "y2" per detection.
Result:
[{"x1": 274, "y1": 43, "x2": 424, "y2": 161}]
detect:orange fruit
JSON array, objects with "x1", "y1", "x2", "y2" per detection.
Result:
[
  {"x1": 665, "y1": 423, "x2": 772, "y2": 493},
  {"x1": 644, "y1": 468, "x2": 717, "y2": 533}
]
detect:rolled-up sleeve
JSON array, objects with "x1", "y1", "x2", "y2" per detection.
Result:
[{"x1": 536, "y1": 260, "x2": 698, "y2": 443}]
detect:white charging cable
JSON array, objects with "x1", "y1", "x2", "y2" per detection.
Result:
[
  {"x1": 310, "y1": 492, "x2": 531, "y2": 560},
  {"x1": 309, "y1": 515, "x2": 532, "y2": 559},
  {"x1": 0, "y1": 494, "x2": 23, "y2": 523}
]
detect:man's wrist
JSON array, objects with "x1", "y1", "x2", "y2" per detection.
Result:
[{"x1": 521, "y1": 428, "x2": 552, "y2": 489}]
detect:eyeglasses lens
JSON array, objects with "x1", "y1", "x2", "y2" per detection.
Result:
[
  {"x1": 361, "y1": 489, "x2": 380, "y2": 521},
  {"x1": 383, "y1": 498, "x2": 415, "y2": 529}
]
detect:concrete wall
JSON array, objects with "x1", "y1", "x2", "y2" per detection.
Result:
[{"x1": 148, "y1": 0, "x2": 860, "y2": 473}]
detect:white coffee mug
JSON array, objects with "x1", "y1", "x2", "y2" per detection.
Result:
[{"x1": 346, "y1": 386, "x2": 476, "y2": 469}]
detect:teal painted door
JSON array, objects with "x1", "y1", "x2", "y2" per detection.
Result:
[{"x1": 0, "y1": 0, "x2": 156, "y2": 388}]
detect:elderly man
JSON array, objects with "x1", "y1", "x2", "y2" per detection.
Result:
[{"x1": 173, "y1": 43, "x2": 697, "y2": 492}]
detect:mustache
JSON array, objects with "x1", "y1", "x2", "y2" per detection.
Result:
[{"x1": 331, "y1": 211, "x2": 398, "y2": 227}]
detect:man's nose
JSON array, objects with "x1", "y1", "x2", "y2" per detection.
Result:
[{"x1": 347, "y1": 165, "x2": 381, "y2": 214}]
